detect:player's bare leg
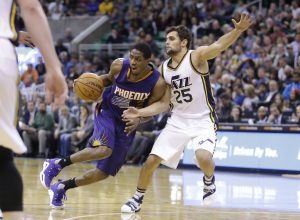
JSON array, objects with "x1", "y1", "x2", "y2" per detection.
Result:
[
  {"x1": 121, "y1": 154, "x2": 162, "y2": 213},
  {"x1": 40, "y1": 145, "x2": 112, "y2": 189},
  {"x1": 195, "y1": 149, "x2": 216, "y2": 200},
  {"x1": 48, "y1": 168, "x2": 108, "y2": 209}
]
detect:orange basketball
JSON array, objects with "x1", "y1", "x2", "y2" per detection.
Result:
[{"x1": 73, "y1": 72, "x2": 104, "y2": 101}]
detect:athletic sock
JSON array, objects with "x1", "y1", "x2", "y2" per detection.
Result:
[
  {"x1": 61, "y1": 178, "x2": 77, "y2": 191},
  {"x1": 57, "y1": 156, "x2": 72, "y2": 168},
  {"x1": 133, "y1": 187, "x2": 146, "y2": 203},
  {"x1": 204, "y1": 175, "x2": 214, "y2": 185}
]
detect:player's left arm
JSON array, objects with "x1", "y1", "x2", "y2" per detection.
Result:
[
  {"x1": 123, "y1": 75, "x2": 167, "y2": 134},
  {"x1": 193, "y1": 13, "x2": 253, "y2": 62}
]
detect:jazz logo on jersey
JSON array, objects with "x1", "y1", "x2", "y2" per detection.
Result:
[
  {"x1": 171, "y1": 75, "x2": 193, "y2": 103},
  {"x1": 171, "y1": 75, "x2": 192, "y2": 89}
]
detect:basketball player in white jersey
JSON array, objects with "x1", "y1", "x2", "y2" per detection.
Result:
[
  {"x1": 0, "y1": 0, "x2": 67, "y2": 219},
  {"x1": 121, "y1": 13, "x2": 253, "y2": 213}
]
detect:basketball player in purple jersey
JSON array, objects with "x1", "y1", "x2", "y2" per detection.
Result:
[{"x1": 39, "y1": 43, "x2": 166, "y2": 209}]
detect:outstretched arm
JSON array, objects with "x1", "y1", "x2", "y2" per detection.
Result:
[
  {"x1": 194, "y1": 13, "x2": 253, "y2": 61},
  {"x1": 17, "y1": 0, "x2": 68, "y2": 106}
]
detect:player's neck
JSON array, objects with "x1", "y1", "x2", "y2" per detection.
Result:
[
  {"x1": 171, "y1": 48, "x2": 188, "y2": 65},
  {"x1": 129, "y1": 65, "x2": 152, "y2": 81}
]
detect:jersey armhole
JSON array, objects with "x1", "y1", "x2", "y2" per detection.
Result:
[
  {"x1": 160, "y1": 61, "x2": 165, "y2": 79},
  {"x1": 190, "y1": 52, "x2": 209, "y2": 76}
]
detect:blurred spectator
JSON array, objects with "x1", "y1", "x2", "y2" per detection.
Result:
[
  {"x1": 54, "y1": 105, "x2": 78, "y2": 157},
  {"x1": 86, "y1": 0, "x2": 100, "y2": 16},
  {"x1": 106, "y1": 28, "x2": 124, "y2": 44},
  {"x1": 144, "y1": 33, "x2": 160, "y2": 56},
  {"x1": 282, "y1": 71, "x2": 300, "y2": 100},
  {"x1": 242, "y1": 84, "x2": 259, "y2": 112},
  {"x1": 35, "y1": 57, "x2": 46, "y2": 83},
  {"x1": 22, "y1": 101, "x2": 55, "y2": 157},
  {"x1": 71, "y1": 104, "x2": 94, "y2": 151},
  {"x1": 263, "y1": 80, "x2": 279, "y2": 104},
  {"x1": 21, "y1": 63, "x2": 39, "y2": 87},
  {"x1": 48, "y1": 0, "x2": 64, "y2": 20},
  {"x1": 55, "y1": 38, "x2": 69, "y2": 56},
  {"x1": 62, "y1": 27, "x2": 74, "y2": 43},
  {"x1": 290, "y1": 105, "x2": 300, "y2": 124},
  {"x1": 227, "y1": 106, "x2": 242, "y2": 123},
  {"x1": 254, "y1": 106, "x2": 268, "y2": 124},
  {"x1": 267, "y1": 103, "x2": 286, "y2": 124},
  {"x1": 98, "y1": 0, "x2": 113, "y2": 15},
  {"x1": 19, "y1": 101, "x2": 36, "y2": 128},
  {"x1": 217, "y1": 93, "x2": 233, "y2": 122}
]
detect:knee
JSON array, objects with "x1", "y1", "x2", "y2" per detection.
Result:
[
  {"x1": 196, "y1": 150, "x2": 213, "y2": 168},
  {"x1": 144, "y1": 154, "x2": 162, "y2": 171},
  {"x1": 94, "y1": 146, "x2": 112, "y2": 159},
  {"x1": 22, "y1": 130, "x2": 28, "y2": 138},
  {"x1": 38, "y1": 129, "x2": 46, "y2": 137}
]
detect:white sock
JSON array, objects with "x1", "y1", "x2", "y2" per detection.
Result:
[{"x1": 133, "y1": 188, "x2": 146, "y2": 201}]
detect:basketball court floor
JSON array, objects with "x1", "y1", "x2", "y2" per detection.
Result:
[{"x1": 17, "y1": 158, "x2": 300, "y2": 220}]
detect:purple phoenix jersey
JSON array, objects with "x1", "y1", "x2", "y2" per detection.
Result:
[{"x1": 88, "y1": 58, "x2": 160, "y2": 176}]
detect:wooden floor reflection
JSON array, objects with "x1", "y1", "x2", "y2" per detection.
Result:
[{"x1": 16, "y1": 158, "x2": 300, "y2": 220}]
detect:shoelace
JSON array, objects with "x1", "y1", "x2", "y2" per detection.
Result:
[
  {"x1": 54, "y1": 180, "x2": 67, "y2": 203},
  {"x1": 126, "y1": 199, "x2": 139, "y2": 210}
]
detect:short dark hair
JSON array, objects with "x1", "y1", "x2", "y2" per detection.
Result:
[
  {"x1": 130, "y1": 43, "x2": 152, "y2": 59},
  {"x1": 166, "y1": 25, "x2": 192, "y2": 49}
]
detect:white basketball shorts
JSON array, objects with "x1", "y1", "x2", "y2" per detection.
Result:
[
  {"x1": 150, "y1": 115, "x2": 216, "y2": 169},
  {"x1": 0, "y1": 38, "x2": 27, "y2": 154}
]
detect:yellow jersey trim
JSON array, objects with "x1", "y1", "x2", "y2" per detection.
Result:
[
  {"x1": 166, "y1": 50, "x2": 189, "y2": 71},
  {"x1": 200, "y1": 75, "x2": 215, "y2": 125},
  {"x1": 10, "y1": 2, "x2": 17, "y2": 41}
]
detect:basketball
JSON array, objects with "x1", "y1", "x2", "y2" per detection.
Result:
[{"x1": 73, "y1": 72, "x2": 104, "y2": 101}]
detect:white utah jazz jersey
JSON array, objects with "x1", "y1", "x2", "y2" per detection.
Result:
[
  {"x1": 0, "y1": 0, "x2": 17, "y2": 40},
  {"x1": 162, "y1": 50, "x2": 217, "y2": 126}
]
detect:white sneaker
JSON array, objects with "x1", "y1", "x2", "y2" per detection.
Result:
[
  {"x1": 121, "y1": 197, "x2": 142, "y2": 213},
  {"x1": 203, "y1": 175, "x2": 216, "y2": 200},
  {"x1": 120, "y1": 213, "x2": 141, "y2": 220}
]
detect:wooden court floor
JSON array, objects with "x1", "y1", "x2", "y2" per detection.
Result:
[{"x1": 15, "y1": 158, "x2": 300, "y2": 220}]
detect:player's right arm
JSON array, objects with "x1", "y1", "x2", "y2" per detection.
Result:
[
  {"x1": 17, "y1": 0, "x2": 68, "y2": 106},
  {"x1": 98, "y1": 58, "x2": 123, "y2": 87}
]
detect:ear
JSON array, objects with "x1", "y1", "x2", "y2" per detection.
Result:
[{"x1": 181, "y1": 39, "x2": 188, "y2": 48}]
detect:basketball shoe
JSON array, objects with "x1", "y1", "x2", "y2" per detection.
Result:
[
  {"x1": 40, "y1": 159, "x2": 62, "y2": 189},
  {"x1": 121, "y1": 196, "x2": 143, "y2": 213},
  {"x1": 48, "y1": 180, "x2": 67, "y2": 209},
  {"x1": 203, "y1": 175, "x2": 216, "y2": 200}
]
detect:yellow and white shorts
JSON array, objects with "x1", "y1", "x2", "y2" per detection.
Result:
[
  {"x1": 0, "y1": 38, "x2": 26, "y2": 154},
  {"x1": 150, "y1": 115, "x2": 216, "y2": 169}
]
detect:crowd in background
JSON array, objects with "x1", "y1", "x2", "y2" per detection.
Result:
[{"x1": 16, "y1": 0, "x2": 300, "y2": 160}]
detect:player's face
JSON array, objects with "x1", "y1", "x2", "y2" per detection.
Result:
[
  {"x1": 165, "y1": 31, "x2": 182, "y2": 55},
  {"x1": 129, "y1": 49, "x2": 149, "y2": 75}
]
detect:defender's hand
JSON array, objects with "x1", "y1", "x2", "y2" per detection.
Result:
[
  {"x1": 124, "y1": 117, "x2": 140, "y2": 135},
  {"x1": 122, "y1": 107, "x2": 141, "y2": 119},
  {"x1": 232, "y1": 13, "x2": 253, "y2": 32}
]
